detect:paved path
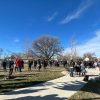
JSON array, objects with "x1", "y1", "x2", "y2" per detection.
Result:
[{"x1": 0, "y1": 68, "x2": 99, "y2": 100}]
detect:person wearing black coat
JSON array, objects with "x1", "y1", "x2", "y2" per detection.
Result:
[
  {"x1": 28, "y1": 60, "x2": 33, "y2": 71},
  {"x1": 8, "y1": 59, "x2": 14, "y2": 79},
  {"x1": 2, "y1": 59, "x2": 7, "y2": 72}
]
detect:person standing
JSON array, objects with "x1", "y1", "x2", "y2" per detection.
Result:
[
  {"x1": 81, "y1": 63, "x2": 86, "y2": 76},
  {"x1": 21, "y1": 59, "x2": 24, "y2": 69},
  {"x1": 69, "y1": 66, "x2": 74, "y2": 77},
  {"x1": 37, "y1": 59, "x2": 41, "y2": 72},
  {"x1": 28, "y1": 60, "x2": 33, "y2": 71},
  {"x1": 63, "y1": 60, "x2": 67, "y2": 68},
  {"x1": 34, "y1": 60, "x2": 37, "y2": 69},
  {"x1": 43, "y1": 60, "x2": 48, "y2": 70},
  {"x1": 2, "y1": 59, "x2": 7, "y2": 72},
  {"x1": 49, "y1": 60, "x2": 53, "y2": 67},
  {"x1": 16, "y1": 58, "x2": 22, "y2": 72},
  {"x1": 8, "y1": 58, "x2": 14, "y2": 79}
]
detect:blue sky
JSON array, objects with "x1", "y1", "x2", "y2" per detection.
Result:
[{"x1": 0, "y1": 0, "x2": 100, "y2": 57}]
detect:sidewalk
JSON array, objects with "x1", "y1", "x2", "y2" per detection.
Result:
[{"x1": 0, "y1": 69, "x2": 99, "y2": 100}]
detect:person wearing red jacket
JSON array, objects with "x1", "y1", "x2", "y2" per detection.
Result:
[{"x1": 16, "y1": 58, "x2": 22, "y2": 72}]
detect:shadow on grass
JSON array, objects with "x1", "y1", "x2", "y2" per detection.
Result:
[
  {"x1": 0, "y1": 69, "x2": 4, "y2": 72},
  {"x1": 2, "y1": 88, "x2": 48, "y2": 95},
  {"x1": 80, "y1": 79, "x2": 100, "y2": 94},
  {"x1": 0, "y1": 75, "x2": 100, "y2": 100},
  {"x1": 0, "y1": 75, "x2": 5, "y2": 78},
  {"x1": 0, "y1": 81, "x2": 47, "y2": 93},
  {"x1": 53, "y1": 81, "x2": 86, "y2": 91},
  {"x1": 69, "y1": 78, "x2": 100, "y2": 99},
  {"x1": 9, "y1": 94, "x2": 67, "y2": 100}
]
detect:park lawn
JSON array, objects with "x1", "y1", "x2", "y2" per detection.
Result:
[
  {"x1": 68, "y1": 78, "x2": 100, "y2": 100},
  {"x1": 0, "y1": 68, "x2": 64, "y2": 93}
]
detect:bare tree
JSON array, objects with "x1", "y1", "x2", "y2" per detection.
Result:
[
  {"x1": 63, "y1": 52, "x2": 72, "y2": 61},
  {"x1": 83, "y1": 52, "x2": 95, "y2": 60},
  {"x1": 23, "y1": 39, "x2": 33, "y2": 59},
  {"x1": 0, "y1": 48, "x2": 3, "y2": 58},
  {"x1": 26, "y1": 49, "x2": 35, "y2": 58},
  {"x1": 70, "y1": 36, "x2": 78, "y2": 60},
  {"x1": 10, "y1": 52, "x2": 23, "y2": 58},
  {"x1": 32, "y1": 36, "x2": 63, "y2": 60}
]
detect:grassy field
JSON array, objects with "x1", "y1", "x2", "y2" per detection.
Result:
[
  {"x1": 69, "y1": 78, "x2": 100, "y2": 100},
  {"x1": 0, "y1": 67, "x2": 65, "y2": 93}
]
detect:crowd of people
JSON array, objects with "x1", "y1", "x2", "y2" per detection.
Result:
[
  {"x1": 0, "y1": 58, "x2": 60, "y2": 79},
  {"x1": 1, "y1": 58, "x2": 55, "y2": 74},
  {"x1": 69, "y1": 59, "x2": 100, "y2": 77},
  {"x1": 0, "y1": 57, "x2": 100, "y2": 79},
  {"x1": 1, "y1": 57, "x2": 24, "y2": 79}
]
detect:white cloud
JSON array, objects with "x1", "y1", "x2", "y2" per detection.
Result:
[
  {"x1": 14, "y1": 39, "x2": 20, "y2": 43},
  {"x1": 64, "y1": 30, "x2": 100, "y2": 57},
  {"x1": 47, "y1": 12, "x2": 58, "y2": 22},
  {"x1": 60, "y1": 0, "x2": 93, "y2": 24}
]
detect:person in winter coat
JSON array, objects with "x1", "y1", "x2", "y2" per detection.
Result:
[
  {"x1": 16, "y1": 58, "x2": 22, "y2": 72},
  {"x1": 8, "y1": 58, "x2": 14, "y2": 78},
  {"x1": 2, "y1": 59, "x2": 7, "y2": 72},
  {"x1": 28, "y1": 60, "x2": 33, "y2": 71},
  {"x1": 37, "y1": 59, "x2": 41, "y2": 72},
  {"x1": 81, "y1": 63, "x2": 86, "y2": 76}
]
